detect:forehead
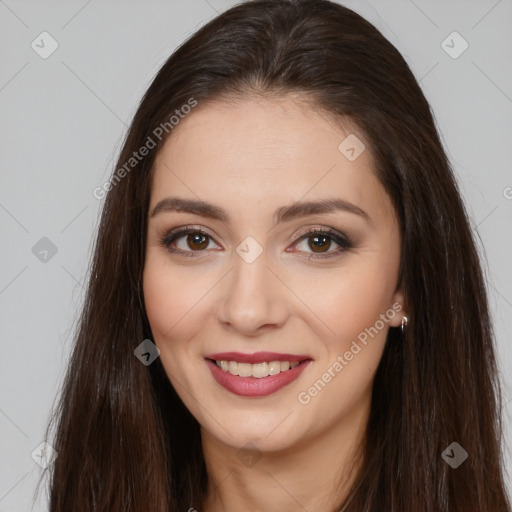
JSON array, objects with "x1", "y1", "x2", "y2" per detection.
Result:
[{"x1": 150, "y1": 95, "x2": 394, "y2": 227}]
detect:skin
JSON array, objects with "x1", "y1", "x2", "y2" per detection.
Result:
[{"x1": 143, "y1": 93, "x2": 406, "y2": 512}]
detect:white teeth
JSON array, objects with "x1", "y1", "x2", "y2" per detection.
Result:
[
  {"x1": 228, "y1": 361, "x2": 238, "y2": 375},
  {"x1": 269, "y1": 361, "x2": 282, "y2": 375},
  {"x1": 252, "y1": 362, "x2": 269, "y2": 378},
  {"x1": 238, "y1": 363, "x2": 252, "y2": 377},
  {"x1": 215, "y1": 359, "x2": 301, "y2": 378}
]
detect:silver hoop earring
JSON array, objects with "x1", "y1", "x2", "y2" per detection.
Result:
[{"x1": 401, "y1": 316, "x2": 408, "y2": 333}]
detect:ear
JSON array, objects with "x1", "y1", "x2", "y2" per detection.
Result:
[{"x1": 387, "y1": 289, "x2": 408, "y2": 328}]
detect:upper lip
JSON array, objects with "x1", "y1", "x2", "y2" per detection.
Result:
[{"x1": 204, "y1": 351, "x2": 312, "y2": 364}]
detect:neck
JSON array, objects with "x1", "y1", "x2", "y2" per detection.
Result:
[{"x1": 199, "y1": 392, "x2": 370, "y2": 512}]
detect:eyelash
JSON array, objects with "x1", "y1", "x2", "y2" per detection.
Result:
[{"x1": 158, "y1": 224, "x2": 353, "y2": 260}]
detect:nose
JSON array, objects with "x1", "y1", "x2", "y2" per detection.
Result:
[{"x1": 216, "y1": 247, "x2": 289, "y2": 336}]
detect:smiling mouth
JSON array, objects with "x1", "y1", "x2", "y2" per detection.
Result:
[{"x1": 206, "y1": 358, "x2": 312, "y2": 379}]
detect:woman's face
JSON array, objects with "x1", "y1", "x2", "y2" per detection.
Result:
[{"x1": 143, "y1": 94, "x2": 404, "y2": 453}]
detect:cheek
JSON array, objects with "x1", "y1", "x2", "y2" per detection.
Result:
[
  {"x1": 142, "y1": 256, "x2": 208, "y2": 395},
  {"x1": 295, "y1": 263, "x2": 394, "y2": 416},
  {"x1": 295, "y1": 257, "x2": 397, "y2": 345},
  {"x1": 143, "y1": 263, "x2": 177, "y2": 336},
  {"x1": 142, "y1": 255, "x2": 203, "y2": 345}
]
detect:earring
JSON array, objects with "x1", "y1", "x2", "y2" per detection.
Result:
[{"x1": 401, "y1": 316, "x2": 408, "y2": 333}]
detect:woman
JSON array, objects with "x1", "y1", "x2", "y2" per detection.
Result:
[{"x1": 38, "y1": 0, "x2": 511, "y2": 510}]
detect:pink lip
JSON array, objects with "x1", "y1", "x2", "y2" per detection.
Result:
[
  {"x1": 205, "y1": 358, "x2": 313, "y2": 397},
  {"x1": 204, "y1": 351, "x2": 311, "y2": 364}
]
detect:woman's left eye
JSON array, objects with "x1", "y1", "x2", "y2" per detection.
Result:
[
  {"x1": 290, "y1": 228, "x2": 353, "y2": 259},
  {"x1": 159, "y1": 226, "x2": 353, "y2": 259}
]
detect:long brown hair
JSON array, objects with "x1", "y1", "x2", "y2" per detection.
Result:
[{"x1": 37, "y1": 1, "x2": 511, "y2": 510}]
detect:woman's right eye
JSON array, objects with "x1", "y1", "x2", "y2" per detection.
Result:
[{"x1": 160, "y1": 227, "x2": 220, "y2": 257}]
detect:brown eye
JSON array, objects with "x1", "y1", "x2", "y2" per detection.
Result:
[
  {"x1": 160, "y1": 227, "x2": 219, "y2": 256},
  {"x1": 292, "y1": 228, "x2": 353, "y2": 259},
  {"x1": 186, "y1": 233, "x2": 209, "y2": 250},
  {"x1": 308, "y1": 234, "x2": 331, "y2": 253}
]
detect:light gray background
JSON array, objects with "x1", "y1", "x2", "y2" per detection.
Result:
[{"x1": 1, "y1": 1, "x2": 511, "y2": 510}]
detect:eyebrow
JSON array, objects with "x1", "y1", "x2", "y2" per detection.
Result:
[{"x1": 150, "y1": 196, "x2": 371, "y2": 225}]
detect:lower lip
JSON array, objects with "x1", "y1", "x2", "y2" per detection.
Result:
[{"x1": 205, "y1": 359, "x2": 313, "y2": 397}]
